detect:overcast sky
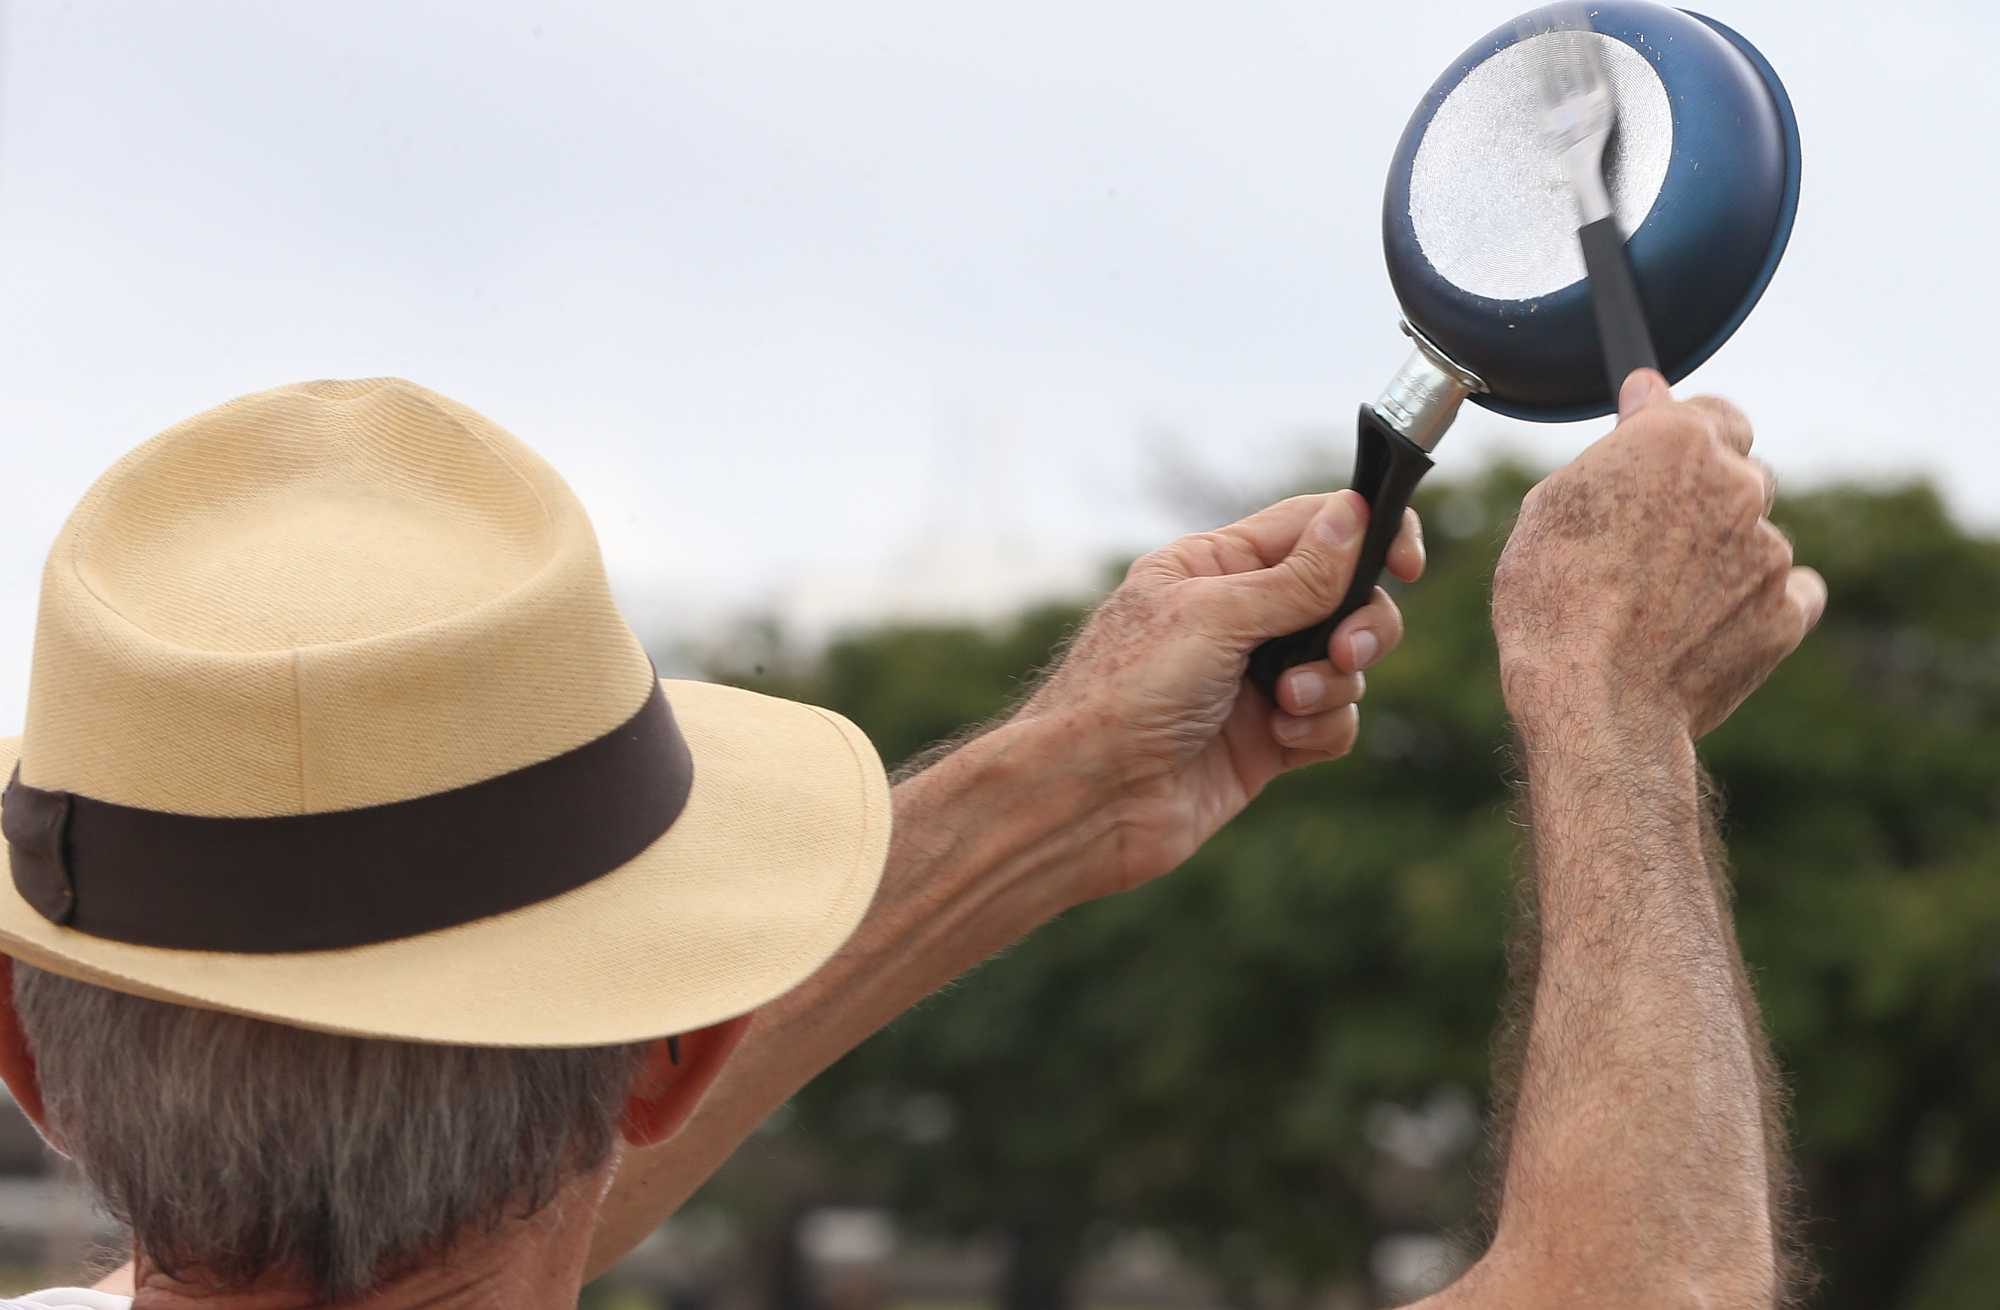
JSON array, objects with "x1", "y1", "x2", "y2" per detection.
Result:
[{"x1": 0, "y1": 0, "x2": 1993, "y2": 729}]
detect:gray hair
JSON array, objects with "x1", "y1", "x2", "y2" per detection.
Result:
[{"x1": 13, "y1": 963, "x2": 650, "y2": 1301}]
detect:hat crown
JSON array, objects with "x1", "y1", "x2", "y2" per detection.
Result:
[{"x1": 22, "y1": 379, "x2": 655, "y2": 817}]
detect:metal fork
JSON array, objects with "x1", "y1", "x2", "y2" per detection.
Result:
[{"x1": 1524, "y1": 6, "x2": 1660, "y2": 402}]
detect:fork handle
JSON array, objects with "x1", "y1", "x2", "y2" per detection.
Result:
[{"x1": 1578, "y1": 216, "x2": 1659, "y2": 400}]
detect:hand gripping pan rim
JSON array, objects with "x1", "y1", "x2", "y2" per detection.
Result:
[{"x1": 1248, "y1": 4, "x2": 1800, "y2": 697}]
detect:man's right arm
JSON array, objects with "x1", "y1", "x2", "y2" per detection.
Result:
[
  {"x1": 1417, "y1": 372, "x2": 1823, "y2": 1308},
  {"x1": 1425, "y1": 717, "x2": 1780, "y2": 1307}
]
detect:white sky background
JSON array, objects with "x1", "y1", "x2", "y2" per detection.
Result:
[{"x1": 0, "y1": 0, "x2": 1992, "y2": 727}]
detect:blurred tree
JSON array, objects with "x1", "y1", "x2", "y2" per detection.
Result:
[{"x1": 697, "y1": 467, "x2": 2000, "y2": 1310}]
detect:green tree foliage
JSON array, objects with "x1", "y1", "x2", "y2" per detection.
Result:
[{"x1": 706, "y1": 466, "x2": 2000, "y2": 1310}]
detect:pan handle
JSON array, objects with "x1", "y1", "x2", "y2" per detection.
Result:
[{"x1": 1246, "y1": 405, "x2": 1432, "y2": 700}]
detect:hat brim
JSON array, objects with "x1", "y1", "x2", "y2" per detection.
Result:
[{"x1": 0, "y1": 679, "x2": 890, "y2": 1047}]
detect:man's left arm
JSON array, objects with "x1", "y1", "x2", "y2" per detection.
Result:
[{"x1": 587, "y1": 490, "x2": 1422, "y2": 1277}]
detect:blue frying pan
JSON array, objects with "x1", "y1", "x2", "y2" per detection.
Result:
[{"x1": 1249, "y1": 0, "x2": 1800, "y2": 696}]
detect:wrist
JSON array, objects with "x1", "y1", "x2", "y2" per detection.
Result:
[
  {"x1": 1509, "y1": 666, "x2": 1708, "y2": 895},
  {"x1": 1504, "y1": 653, "x2": 1701, "y2": 830},
  {"x1": 1500, "y1": 647, "x2": 1690, "y2": 758}
]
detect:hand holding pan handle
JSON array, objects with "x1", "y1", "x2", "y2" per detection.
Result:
[
  {"x1": 1247, "y1": 322, "x2": 1482, "y2": 702},
  {"x1": 1246, "y1": 406, "x2": 1432, "y2": 699}
]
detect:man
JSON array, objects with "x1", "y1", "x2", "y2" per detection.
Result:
[{"x1": 0, "y1": 367, "x2": 1818, "y2": 1308}]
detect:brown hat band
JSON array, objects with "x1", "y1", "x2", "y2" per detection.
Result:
[{"x1": 1, "y1": 680, "x2": 694, "y2": 955}]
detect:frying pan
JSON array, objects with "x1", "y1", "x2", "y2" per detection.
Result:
[{"x1": 1248, "y1": 0, "x2": 1801, "y2": 696}]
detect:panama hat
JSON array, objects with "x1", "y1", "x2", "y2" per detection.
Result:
[{"x1": 0, "y1": 379, "x2": 890, "y2": 1046}]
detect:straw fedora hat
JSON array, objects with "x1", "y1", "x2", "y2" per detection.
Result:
[{"x1": 0, "y1": 379, "x2": 890, "y2": 1046}]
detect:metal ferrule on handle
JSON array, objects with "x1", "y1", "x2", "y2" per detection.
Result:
[
  {"x1": 1374, "y1": 323, "x2": 1486, "y2": 451},
  {"x1": 1246, "y1": 324, "x2": 1484, "y2": 699}
]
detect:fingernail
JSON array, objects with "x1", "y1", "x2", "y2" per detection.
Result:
[
  {"x1": 1274, "y1": 714, "x2": 1310, "y2": 743},
  {"x1": 1288, "y1": 669, "x2": 1326, "y2": 710},
  {"x1": 1314, "y1": 494, "x2": 1361, "y2": 548},
  {"x1": 1618, "y1": 369, "x2": 1663, "y2": 418},
  {"x1": 1348, "y1": 629, "x2": 1380, "y2": 670}
]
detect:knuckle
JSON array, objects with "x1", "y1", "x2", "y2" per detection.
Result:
[
  {"x1": 1694, "y1": 395, "x2": 1754, "y2": 450},
  {"x1": 1184, "y1": 530, "x2": 1230, "y2": 567},
  {"x1": 1761, "y1": 614, "x2": 1804, "y2": 661},
  {"x1": 1666, "y1": 400, "x2": 1715, "y2": 442},
  {"x1": 1688, "y1": 393, "x2": 1743, "y2": 424},
  {"x1": 1730, "y1": 474, "x2": 1768, "y2": 520},
  {"x1": 1276, "y1": 559, "x2": 1339, "y2": 613},
  {"x1": 1300, "y1": 531, "x2": 1358, "y2": 582},
  {"x1": 1125, "y1": 547, "x2": 1172, "y2": 583},
  {"x1": 1756, "y1": 519, "x2": 1794, "y2": 563},
  {"x1": 1107, "y1": 574, "x2": 1173, "y2": 629}
]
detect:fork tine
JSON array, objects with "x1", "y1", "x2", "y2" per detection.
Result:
[
  {"x1": 1547, "y1": 30, "x2": 1585, "y2": 103},
  {"x1": 1571, "y1": 26, "x2": 1611, "y2": 97},
  {"x1": 1520, "y1": 5, "x2": 1600, "y2": 110},
  {"x1": 1542, "y1": 0, "x2": 1594, "y2": 34},
  {"x1": 1527, "y1": 1, "x2": 1620, "y2": 223},
  {"x1": 1514, "y1": 13, "x2": 1556, "y2": 97}
]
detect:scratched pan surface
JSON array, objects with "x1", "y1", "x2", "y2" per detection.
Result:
[{"x1": 1383, "y1": 1, "x2": 1802, "y2": 421}]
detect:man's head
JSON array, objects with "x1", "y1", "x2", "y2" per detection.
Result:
[
  {"x1": 0, "y1": 957, "x2": 751, "y2": 1298},
  {"x1": 0, "y1": 380, "x2": 888, "y2": 1297}
]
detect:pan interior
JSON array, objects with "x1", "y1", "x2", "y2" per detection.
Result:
[{"x1": 1408, "y1": 31, "x2": 1673, "y2": 303}]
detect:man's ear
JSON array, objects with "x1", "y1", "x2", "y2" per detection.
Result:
[
  {"x1": 0, "y1": 956, "x2": 57, "y2": 1149},
  {"x1": 619, "y1": 1012, "x2": 754, "y2": 1149}
]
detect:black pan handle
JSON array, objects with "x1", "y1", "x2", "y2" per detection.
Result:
[
  {"x1": 1247, "y1": 405, "x2": 1432, "y2": 699},
  {"x1": 1578, "y1": 215, "x2": 1660, "y2": 401}
]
